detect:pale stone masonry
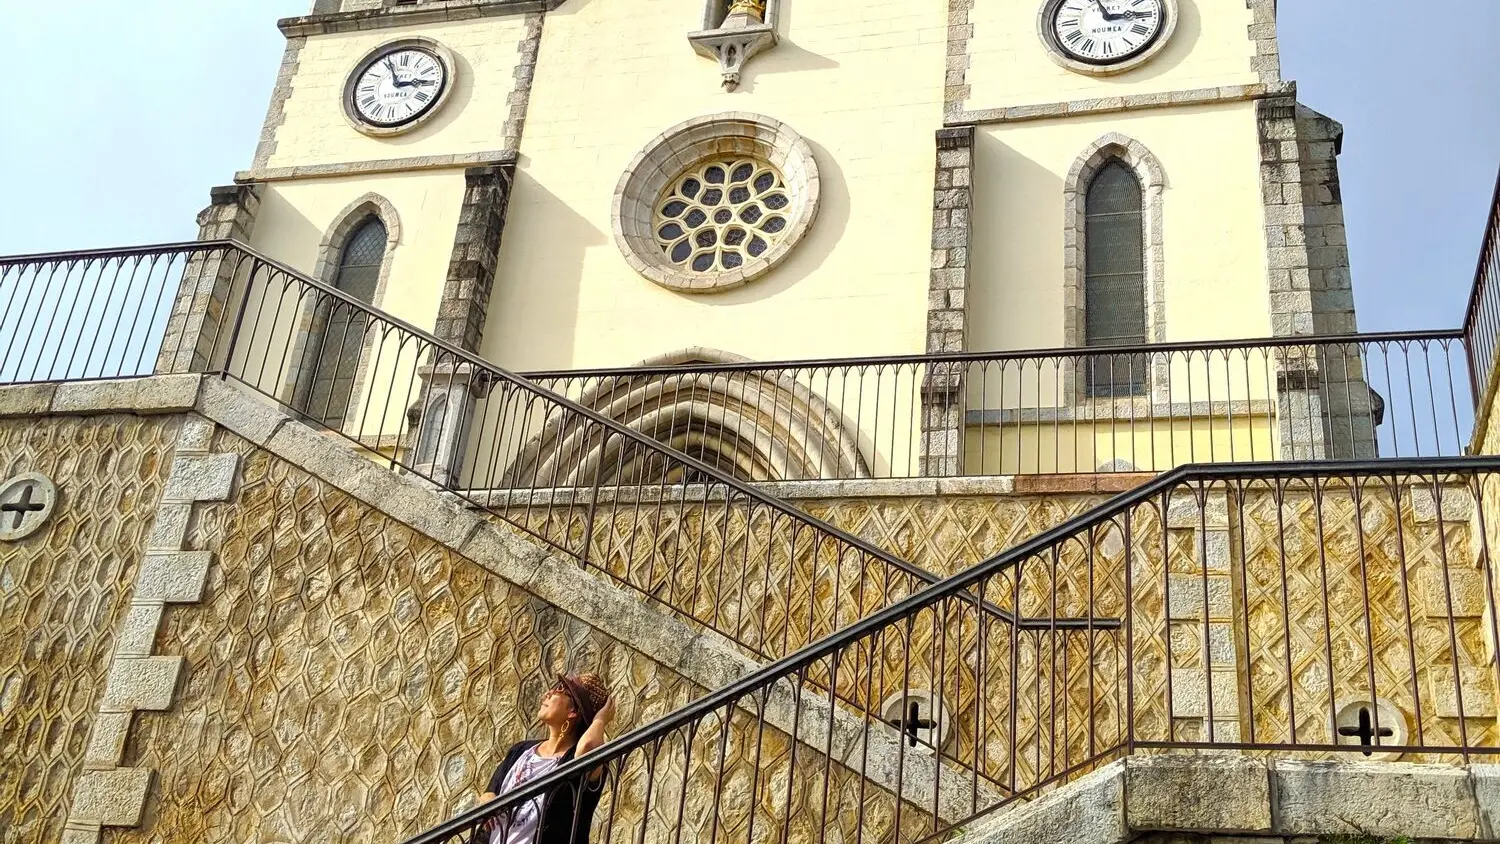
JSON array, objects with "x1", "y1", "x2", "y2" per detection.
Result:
[
  {"x1": 250, "y1": 37, "x2": 306, "y2": 171},
  {"x1": 953, "y1": 755, "x2": 1500, "y2": 844},
  {"x1": 64, "y1": 416, "x2": 240, "y2": 844},
  {"x1": 943, "y1": 0, "x2": 975, "y2": 117},
  {"x1": 155, "y1": 184, "x2": 263, "y2": 376},
  {"x1": 921, "y1": 125, "x2": 974, "y2": 477}
]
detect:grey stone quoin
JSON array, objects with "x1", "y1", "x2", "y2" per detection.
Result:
[
  {"x1": 922, "y1": 125, "x2": 975, "y2": 477},
  {"x1": 155, "y1": 184, "x2": 263, "y2": 376},
  {"x1": 410, "y1": 162, "x2": 517, "y2": 484},
  {"x1": 1256, "y1": 87, "x2": 1373, "y2": 458}
]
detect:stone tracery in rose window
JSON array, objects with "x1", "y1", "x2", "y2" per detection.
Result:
[{"x1": 653, "y1": 158, "x2": 792, "y2": 274}]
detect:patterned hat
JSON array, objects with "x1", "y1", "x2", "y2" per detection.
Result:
[{"x1": 555, "y1": 672, "x2": 610, "y2": 726}]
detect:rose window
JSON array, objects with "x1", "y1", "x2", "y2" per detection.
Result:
[{"x1": 653, "y1": 158, "x2": 792, "y2": 274}]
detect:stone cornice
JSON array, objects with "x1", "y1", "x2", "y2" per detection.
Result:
[
  {"x1": 947, "y1": 81, "x2": 1295, "y2": 126},
  {"x1": 278, "y1": 0, "x2": 557, "y2": 38},
  {"x1": 235, "y1": 150, "x2": 515, "y2": 184}
]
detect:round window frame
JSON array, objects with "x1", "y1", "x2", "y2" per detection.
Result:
[
  {"x1": 877, "y1": 689, "x2": 955, "y2": 752},
  {"x1": 613, "y1": 114, "x2": 821, "y2": 294},
  {"x1": 342, "y1": 38, "x2": 458, "y2": 138},
  {"x1": 1330, "y1": 697, "x2": 1409, "y2": 762},
  {"x1": 1036, "y1": 0, "x2": 1179, "y2": 77}
]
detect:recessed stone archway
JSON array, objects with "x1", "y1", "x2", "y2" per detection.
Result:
[{"x1": 502, "y1": 347, "x2": 869, "y2": 487}]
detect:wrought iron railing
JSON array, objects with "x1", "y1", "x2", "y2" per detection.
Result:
[
  {"x1": 0, "y1": 241, "x2": 1101, "y2": 722},
  {"x1": 1463, "y1": 167, "x2": 1500, "y2": 432},
  {"x1": 0, "y1": 243, "x2": 198, "y2": 383},
  {"x1": 400, "y1": 456, "x2": 1500, "y2": 844},
  {"x1": 523, "y1": 332, "x2": 1474, "y2": 480}
]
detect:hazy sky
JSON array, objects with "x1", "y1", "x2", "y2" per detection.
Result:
[{"x1": 1, "y1": 1, "x2": 1495, "y2": 334}]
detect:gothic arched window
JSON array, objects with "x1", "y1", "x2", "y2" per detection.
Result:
[
  {"x1": 302, "y1": 216, "x2": 387, "y2": 427},
  {"x1": 1084, "y1": 160, "x2": 1147, "y2": 396}
]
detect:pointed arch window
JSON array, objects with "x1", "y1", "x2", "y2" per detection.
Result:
[
  {"x1": 302, "y1": 216, "x2": 387, "y2": 426},
  {"x1": 1084, "y1": 160, "x2": 1147, "y2": 396}
]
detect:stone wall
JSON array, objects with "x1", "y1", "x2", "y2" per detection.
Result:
[
  {"x1": 0, "y1": 415, "x2": 180, "y2": 843},
  {"x1": 0, "y1": 381, "x2": 945, "y2": 843}
]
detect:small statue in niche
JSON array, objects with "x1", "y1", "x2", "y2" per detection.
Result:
[
  {"x1": 692, "y1": 0, "x2": 778, "y2": 91},
  {"x1": 724, "y1": 0, "x2": 768, "y2": 25}
]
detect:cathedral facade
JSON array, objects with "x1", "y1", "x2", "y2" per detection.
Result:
[{"x1": 229, "y1": 0, "x2": 1347, "y2": 392}]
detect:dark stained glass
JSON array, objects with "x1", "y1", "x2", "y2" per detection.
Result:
[
  {"x1": 303, "y1": 216, "x2": 386, "y2": 427},
  {"x1": 1083, "y1": 160, "x2": 1146, "y2": 395}
]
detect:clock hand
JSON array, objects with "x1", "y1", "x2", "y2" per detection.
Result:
[{"x1": 1093, "y1": 0, "x2": 1121, "y2": 21}]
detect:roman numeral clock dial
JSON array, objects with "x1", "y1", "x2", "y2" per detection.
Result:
[
  {"x1": 1043, "y1": 0, "x2": 1174, "y2": 73},
  {"x1": 344, "y1": 41, "x2": 453, "y2": 136}
]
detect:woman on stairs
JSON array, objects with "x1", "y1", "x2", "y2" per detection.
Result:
[{"x1": 477, "y1": 672, "x2": 615, "y2": 844}]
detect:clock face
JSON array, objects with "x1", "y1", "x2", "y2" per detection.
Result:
[
  {"x1": 1049, "y1": 0, "x2": 1167, "y2": 65},
  {"x1": 349, "y1": 47, "x2": 448, "y2": 128}
]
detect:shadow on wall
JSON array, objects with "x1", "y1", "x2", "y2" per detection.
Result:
[
  {"x1": 477, "y1": 169, "x2": 598, "y2": 370},
  {"x1": 968, "y1": 133, "x2": 1066, "y2": 353},
  {"x1": 734, "y1": 41, "x2": 842, "y2": 94}
]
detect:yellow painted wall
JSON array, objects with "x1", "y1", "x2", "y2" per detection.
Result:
[
  {"x1": 237, "y1": 171, "x2": 465, "y2": 438},
  {"x1": 265, "y1": 18, "x2": 527, "y2": 170},
  {"x1": 964, "y1": 415, "x2": 1277, "y2": 475},
  {"x1": 968, "y1": 101, "x2": 1271, "y2": 353},
  {"x1": 965, "y1": 0, "x2": 1259, "y2": 111},
  {"x1": 479, "y1": 0, "x2": 949, "y2": 373}
]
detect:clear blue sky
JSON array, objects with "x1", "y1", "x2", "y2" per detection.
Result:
[{"x1": 1, "y1": 1, "x2": 1496, "y2": 333}]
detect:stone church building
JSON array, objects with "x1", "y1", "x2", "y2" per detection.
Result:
[{"x1": 3, "y1": 1, "x2": 1500, "y2": 843}]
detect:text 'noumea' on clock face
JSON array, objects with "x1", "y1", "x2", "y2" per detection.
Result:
[
  {"x1": 353, "y1": 48, "x2": 447, "y2": 127},
  {"x1": 1052, "y1": 0, "x2": 1165, "y2": 64}
]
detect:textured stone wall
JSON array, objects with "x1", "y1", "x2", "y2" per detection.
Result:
[
  {"x1": 0, "y1": 415, "x2": 180, "y2": 843},
  {"x1": 102, "y1": 426, "x2": 934, "y2": 843}
]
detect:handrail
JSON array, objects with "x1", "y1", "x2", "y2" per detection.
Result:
[
  {"x1": 1461, "y1": 166, "x2": 1500, "y2": 337},
  {"x1": 0, "y1": 240, "x2": 211, "y2": 265},
  {"x1": 520, "y1": 328, "x2": 1468, "y2": 378},
  {"x1": 207, "y1": 240, "x2": 1110, "y2": 633},
  {"x1": 400, "y1": 453, "x2": 1500, "y2": 844}
]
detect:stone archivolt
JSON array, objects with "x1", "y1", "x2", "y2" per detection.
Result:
[{"x1": 503, "y1": 363, "x2": 868, "y2": 486}]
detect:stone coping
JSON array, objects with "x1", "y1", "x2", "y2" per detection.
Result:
[
  {"x1": 279, "y1": 0, "x2": 552, "y2": 37},
  {"x1": 966, "y1": 399, "x2": 1277, "y2": 427},
  {"x1": 236, "y1": 150, "x2": 515, "y2": 184},
  {"x1": 948, "y1": 82, "x2": 1291, "y2": 127},
  {"x1": 953, "y1": 754, "x2": 1500, "y2": 844},
  {"x1": 461, "y1": 472, "x2": 1150, "y2": 509},
  {"x1": 1, "y1": 375, "x2": 997, "y2": 822}
]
